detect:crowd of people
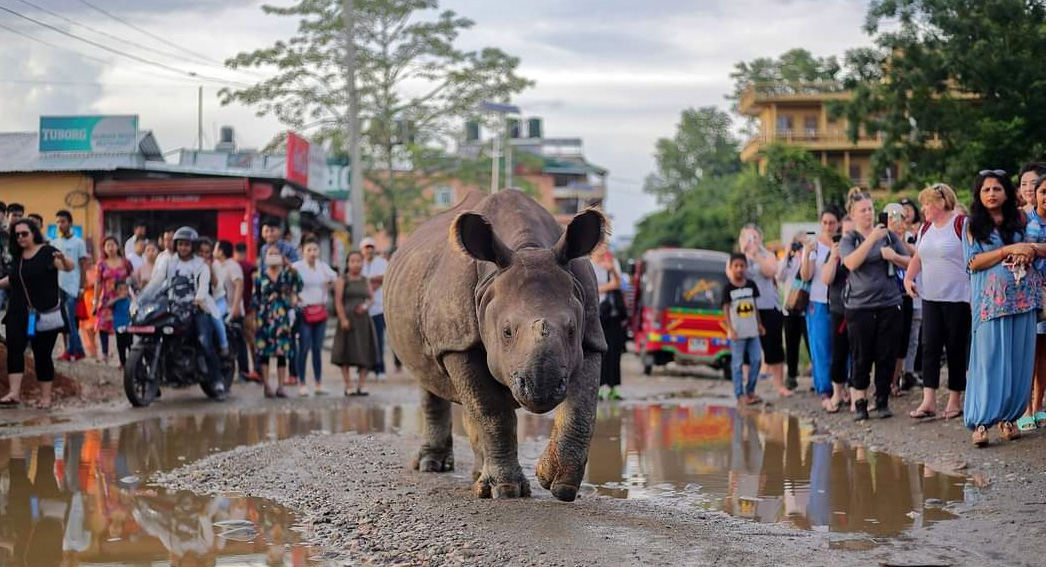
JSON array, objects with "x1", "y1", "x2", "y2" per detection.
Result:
[
  {"x1": 0, "y1": 203, "x2": 396, "y2": 406},
  {"x1": 746, "y1": 165, "x2": 1046, "y2": 447}
]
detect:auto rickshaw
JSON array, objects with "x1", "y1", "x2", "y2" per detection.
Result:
[{"x1": 630, "y1": 248, "x2": 731, "y2": 379}]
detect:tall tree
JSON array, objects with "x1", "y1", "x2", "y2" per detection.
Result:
[
  {"x1": 643, "y1": 106, "x2": 742, "y2": 206},
  {"x1": 220, "y1": 0, "x2": 532, "y2": 247},
  {"x1": 837, "y1": 0, "x2": 1046, "y2": 189},
  {"x1": 728, "y1": 48, "x2": 842, "y2": 130}
]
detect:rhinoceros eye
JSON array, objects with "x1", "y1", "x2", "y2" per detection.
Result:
[
  {"x1": 567, "y1": 323, "x2": 576, "y2": 339},
  {"x1": 502, "y1": 325, "x2": 513, "y2": 339}
]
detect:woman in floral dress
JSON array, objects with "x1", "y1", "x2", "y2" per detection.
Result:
[
  {"x1": 92, "y1": 236, "x2": 133, "y2": 364},
  {"x1": 964, "y1": 170, "x2": 1044, "y2": 446},
  {"x1": 252, "y1": 246, "x2": 302, "y2": 398}
]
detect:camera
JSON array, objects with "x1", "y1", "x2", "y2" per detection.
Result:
[
  {"x1": 790, "y1": 241, "x2": 803, "y2": 252},
  {"x1": 832, "y1": 234, "x2": 841, "y2": 243}
]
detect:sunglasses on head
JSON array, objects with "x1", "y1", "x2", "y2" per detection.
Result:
[
  {"x1": 979, "y1": 169, "x2": 1007, "y2": 177},
  {"x1": 849, "y1": 192, "x2": 872, "y2": 203}
]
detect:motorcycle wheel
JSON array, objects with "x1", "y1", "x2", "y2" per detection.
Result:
[{"x1": 124, "y1": 344, "x2": 159, "y2": 407}]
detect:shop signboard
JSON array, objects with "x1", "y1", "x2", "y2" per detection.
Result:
[
  {"x1": 285, "y1": 132, "x2": 328, "y2": 193},
  {"x1": 39, "y1": 115, "x2": 138, "y2": 153}
]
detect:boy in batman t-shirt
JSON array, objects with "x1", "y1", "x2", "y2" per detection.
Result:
[{"x1": 723, "y1": 253, "x2": 766, "y2": 405}]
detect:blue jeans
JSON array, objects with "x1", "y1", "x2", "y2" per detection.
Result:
[
  {"x1": 63, "y1": 291, "x2": 85, "y2": 357},
  {"x1": 211, "y1": 297, "x2": 228, "y2": 350},
  {"x1": 372, "y1": 313, "x2": 386, "y2": 374},
  {"x1": 731, "y1": 336, "x2": 762, "y2": 398},
  {"x1": 194, "y1": 311, "x2": 224, "y2": 389},
  {"x1": 297, "y1": 319, "x2": 327, "y2": 384}
]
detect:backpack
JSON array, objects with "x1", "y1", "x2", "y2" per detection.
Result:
[{"x1": 918, "y1": 214, "x2": 966, "y2": 241}]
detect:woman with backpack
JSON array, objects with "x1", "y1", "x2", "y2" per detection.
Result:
[{"x1": 903, "y1": 183, "x2": 970, "y2": 421}]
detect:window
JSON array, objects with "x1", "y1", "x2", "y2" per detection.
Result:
[
  {"x1": 433, "y1": 185, "x2": 454, "y2": 208},
  {"x1": 804, "y1": 116, "x2": 818, "y2": 136},
  {"x1": 849, "y1": 164, "x2": 862, "y2": 183},
  {"x1": 775, "y1": 115, "x2": 794, "y2": 134}
]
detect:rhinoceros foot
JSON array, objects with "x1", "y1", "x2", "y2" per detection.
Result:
[
  {"x1": 536, "y1": 447, "x2": 580, "y2": 502},
  {"x1": 411, "y1": 448, "x2": 455, "y2": 473},
  {"x1": 473, "y1": 466, "x2": 532, "y2": 499}
]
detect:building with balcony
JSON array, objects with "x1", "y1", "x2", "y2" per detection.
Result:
[{"x1": 739, "y1": 82, "x2": 900, "y2": 189}]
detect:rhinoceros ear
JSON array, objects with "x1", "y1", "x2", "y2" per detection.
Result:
[
  {"x1": 450, "y1": 211, "x2": 514, "y2": 268},
  {"x1": 553, "y1": 208, "x2": 607, "y2": 264}
]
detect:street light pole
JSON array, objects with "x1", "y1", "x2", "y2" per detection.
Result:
[
  {"x1": 343, "y1": 0, "x2": 365, "y2": 249},
  {"x1": 478, "y1": 102, "x2": 520, "y2": 194},
  {"x1": 490, "y1": 117, "x2": 500, "y2": 194}
]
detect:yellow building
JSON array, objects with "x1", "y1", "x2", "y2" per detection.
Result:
[{"x1": 739, "y1": 82, "x2": 900, "y2": 189}]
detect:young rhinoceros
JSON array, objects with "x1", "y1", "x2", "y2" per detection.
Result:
[{"x1": 384, "y1": 189, "x2": 608, "y2": 502}]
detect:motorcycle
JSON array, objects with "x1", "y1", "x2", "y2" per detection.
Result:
[{"x1": 123, "y1": 274, "x2": 234, "y2": 407}]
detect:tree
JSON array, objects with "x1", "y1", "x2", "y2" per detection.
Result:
[
  {"x1": 220, "y1": 0, "x2": 532, "y2": 247},
  {"x1": 837, "y1": 0, "x2": 1046, "y2": 189},
  {"x1": 642, "y1": 106, "x2": 742, "y2": 206}
]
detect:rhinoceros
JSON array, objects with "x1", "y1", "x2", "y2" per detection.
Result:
[{"x1": 384, "y1": 189, "x2": 607, "y2": 502}]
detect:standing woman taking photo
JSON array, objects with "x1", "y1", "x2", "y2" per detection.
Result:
[
  {"x1": 0, "y1": 219, "x2": 74, "y2": 408},
  {"x1": 840, "y1": 188, "x2": 911, "y2": 421},
  {"x1": 822, "y1": 215, "x2": 854, "y2": 412},
  {"x1": 777, "y1": 231, "x2": 809, "y2": 392},
  {"x1": 738, "y1": 224, "x2": 790, "y2": 397},
  {"x1": 801, "y1": 208, "x2": 841, "y2": 408},
  {"x1": 903, "y1": 184, "x2": 970, "y2": 420},
  {"x1": 963, "y1": 170, "x2": 1042, "y2": 446}
]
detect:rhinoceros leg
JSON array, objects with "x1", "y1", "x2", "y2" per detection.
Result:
[
  {"x1": 411, "y1": 388, "x2": 455, "y2": 472},
  {"x1": 461, "y1": 411, "x2": 484, "y2": 482},
  {"x1": 444, "y1": 350, "x2": 531, "y2": 499},
  {"x1": 536, "y1": 351, "x2": 600, "y2": 502}
]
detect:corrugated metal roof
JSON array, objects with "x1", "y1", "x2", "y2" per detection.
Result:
[{"x1": 0, "y1": 130, "x2": 165, "y2": 173}]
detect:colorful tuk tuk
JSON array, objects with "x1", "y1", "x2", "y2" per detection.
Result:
[{"x1": 630, "y1": 248, "x2": 731, "y2": 379}]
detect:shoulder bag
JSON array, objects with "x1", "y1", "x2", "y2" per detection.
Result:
[
  {"x1": 19, "y1": 256, "x2": 64, "y2": 336},
  {"x1": 784, "y1": 252, "x2": 812, "y2": 314}
]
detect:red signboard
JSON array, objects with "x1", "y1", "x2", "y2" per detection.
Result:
[{"x1": 286, "y1": 132, "x2": 310, "y2": 187}]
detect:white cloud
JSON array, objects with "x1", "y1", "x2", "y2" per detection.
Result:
[{"x1": 0, "y1": 0, "x2": 875, "y2": 235}]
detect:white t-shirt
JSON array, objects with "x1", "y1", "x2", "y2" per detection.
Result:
[
  {"x1": 215, "y1": 259, "x2": 244, "y2": 308},
  {"x1": 808, "y1": 242, "x2": 832, "y2": 304},
  {"x1": 127, "y1": 252, "x2": 145, "y2": 272},
  {"x1": 361, "y1": 255, "x2": 388, "y2": 316},
  {"x1": 590, "y1": 256, "x2": 623, "y2": 302},
  {"x1": 916, "y1": 213, "x2": 971, "y2": 303},
  {"x1": 146, "y1": 254, "x2": 219, "y2": 318},
  {"x1": 293, "y1": 259, "x2": 337, "y2": 307}
]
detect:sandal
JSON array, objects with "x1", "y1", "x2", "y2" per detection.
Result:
[
  {"x1": 355, "y1": 389, "x2": 370, "y2": 397},
  {"x1": 1035, "y1": 411, "x2": 1046, "y2": 427},
  {"x1": 1000, "y1": 421, "x2": 1021, "y2": 441},
  {"x1": 275, "y1": 388, "x2": 288, "y2": 399},
  {"x1": 346, "y1": 389, "x2": 359, "y2": 397},
  {"x1": 909, "y1": 408, "x2": 937, "y2": 419},
  {"x1": 943, "y1": 408, "x2": 963, "y2": 420},
  {"x1": 1016, "y1": 416, "x2": 1038, "y2": 432},
  {"x1": 0, "y1": 397, "x2": 21, "y2": 408},
  {"x1": 972, "y1": 425, "x2": 989, "y2": 447}
]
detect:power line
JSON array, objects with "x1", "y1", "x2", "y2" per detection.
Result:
[
  {"x1": 76, "y1": 0, "x2": 219, "y2": 65},
  {"x1": 0, "y1": 78, "x2": 210, "y2": 89},
  {"x1": 0, "y1": 4, "x2": 255, "y2": 88}
]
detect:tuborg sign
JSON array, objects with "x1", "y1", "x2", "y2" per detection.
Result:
[{"x1": 39, "y1": 115, "x2": 139, "y2": 153}]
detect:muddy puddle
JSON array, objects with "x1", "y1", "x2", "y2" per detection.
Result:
[{"x1": 0, "y1": 402, "x2": 977, "y2": 566}]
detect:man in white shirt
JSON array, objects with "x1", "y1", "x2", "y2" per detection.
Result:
[
  {"x1": 360, "y1": 237, "x2": 389, "y2": 377},
  {"x1": 124, "y1": 219, "x2": 147, "y2": 259},
  {"x1": 127, "y1": 237, "x2": 146, "y2": 272},
  {"x1": 144, "y1": 227, "x2": 227, "y2": 401},
  {"x1": 154, "y1": 227, "x2": 177, "y2": 267},
  {"x1": 54, "y1": 210, "x2": 90, "y2": 361}
]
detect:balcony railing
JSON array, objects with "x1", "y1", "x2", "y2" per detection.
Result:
[
  {"x1": 739, "y1": 81, "x2": 849, "y2": 114},
  {"x1": 746, "y1": 129, "x2": 884, "y2": 145}
]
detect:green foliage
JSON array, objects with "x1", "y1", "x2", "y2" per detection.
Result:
[
  {"x1": 642, "y1": 107, "x2": 741, "y2": 206},
  {"x1": 728, "y1": 49, "x2": 842, "y2": 131},
  {"x1": 837, "y1": 0, "x2": 1046, "y2": 190},
  {"x1": 220, "y1": 0, "x2": 532, "y2": 246},
  {"x1": 632, "y1": 110, "x2": 849, "y2": 257}
]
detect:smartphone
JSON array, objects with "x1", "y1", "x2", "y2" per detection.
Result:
[
  {"x1": 832, "y1": 234, "x2": 841, "y2": 243},
  {"x1": 878, "y1": 212, "x2": 889, "y2": 226}
]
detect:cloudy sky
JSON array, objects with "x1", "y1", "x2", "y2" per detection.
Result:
[{"x1": 0, "y1": 0, "x2": 873, "y2": 235}]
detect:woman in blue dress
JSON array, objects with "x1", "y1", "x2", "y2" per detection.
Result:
[{"x1": 964, "y1": 170, "x2": 1041, "y2": 446}]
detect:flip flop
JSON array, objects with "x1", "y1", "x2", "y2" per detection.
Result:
[
  {"x1": 1034, "y1": 411, "x2": 1046, "y2": 427},
  {"x1": 944, "y1": 409, "x2": 963, "y2": 420},
  {"x1": 908, "y1": 408, "x2": 937, "y2": 419},
  {"x1": 0, "y1": 398, "x2": 20, "y2": 408},
  {"x1": 1016, "y1": 416, "x2": 1038, "y2": 432}
]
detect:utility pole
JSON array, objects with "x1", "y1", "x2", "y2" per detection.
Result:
[
  {"x1": 197, "y1": 86, "x2": 203, "y2": 151},
  {"x1": 505, "y1": 121, "x2": 513, "y2": 189},
  {"x1": 814, "y1": 177, "x2": 824, "y2": 216},
  {"x1": 343, "y1": 0, "x2": 365, "y2": 249},
  {"x1": 490, "y1": 115, "x2": 501, "y2": 194}
]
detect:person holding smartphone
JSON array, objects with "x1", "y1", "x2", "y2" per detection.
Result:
[
  {"x1": 801, "y1": 208, "x2": 843, "y2": 410},
  {"x1": 840, "y1": 188, "x2": 912, "y2": 421},
  {"x1": 738, "y1": 224, "x2": 790, "y2": 397}
]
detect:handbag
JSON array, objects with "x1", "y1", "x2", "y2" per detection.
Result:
[
  {"x1": 303, "y1": 304, "x2": 327, "y2": 324},
  {"x1": 785, "y1": 278, "x2": 810, "y2": 314},
  {"x1": 19, "y1": 256, "x2": 65, "y2": 336},
  {"x1": 599, "y1": 289, "x2": 628, "y2": 323}
]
